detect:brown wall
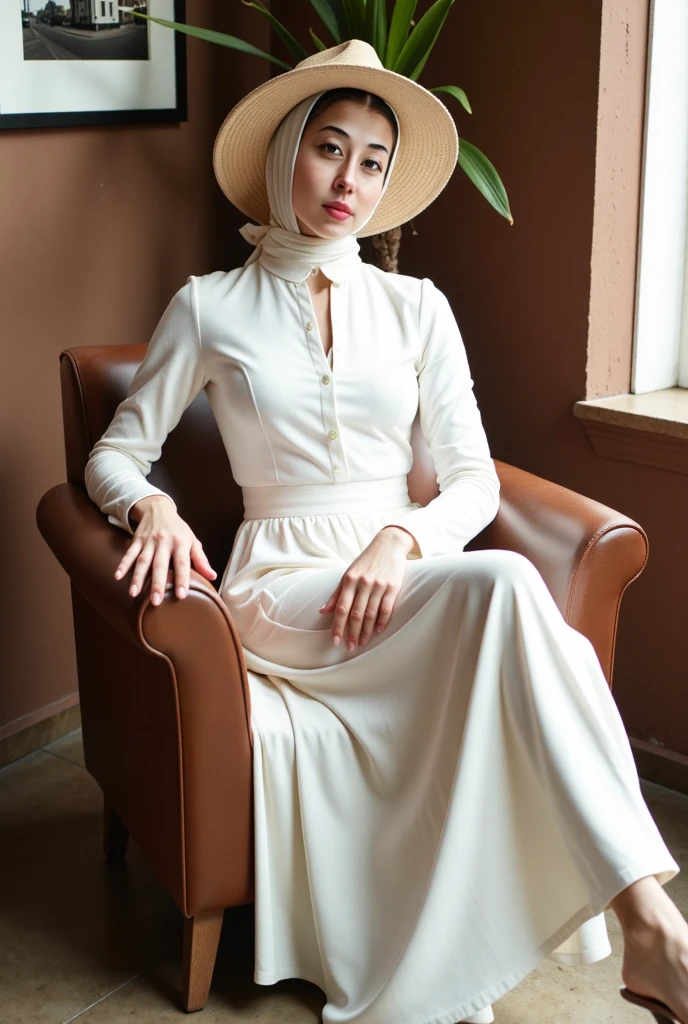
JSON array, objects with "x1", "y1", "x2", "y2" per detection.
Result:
[
  {"x1": 393, "y1": 0, "x2": 688, "y2": 754},
  {"x1": 6, "y1": 1, "x2": 687, "y2": 760},
  {"x1": 272, "y1": 0, "x2": 688, "y2": 755},
  {"x1": 0, "y1": 2, "x2": 268, "y2": 741}
]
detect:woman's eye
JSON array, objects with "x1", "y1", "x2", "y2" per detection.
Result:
[{"x1": 320, "y1": 144, "x2": 381, "y2": 172}]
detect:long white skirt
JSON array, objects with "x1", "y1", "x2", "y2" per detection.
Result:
[{"x1": 220, "y1": 477, "x2": 678, "y2": 1024}]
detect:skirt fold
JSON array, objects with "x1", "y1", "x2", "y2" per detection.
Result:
[{"x1": 221, "y1": 488, "x2": 678, "y2": 1024}]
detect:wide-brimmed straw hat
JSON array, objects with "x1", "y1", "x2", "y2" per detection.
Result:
[{"x1": 212, "y1": 39, "x2": 458, "y2": 238}]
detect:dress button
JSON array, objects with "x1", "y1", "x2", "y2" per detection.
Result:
[
  {"x1": 327, "y1": 429, "x2": 338, "y2": 441},
  {"x1": 306, "y1": 321, "x2": 314, "y2": 331},
  {"x1": 311, "y1": 267, "x2": 320, "y2": 277},
  {"x1": 321, "y1": 374, "x2": 331, "y2": 385},
  {"x1": 333, "y1": 465, "x2": 341, "y2": 473},
  {"x1": 333, "y1": 320, "x2": 342, "y2": 329}
]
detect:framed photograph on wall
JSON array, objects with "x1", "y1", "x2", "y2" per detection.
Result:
[{"x1": 0, "y1": 0, "x2": 187, "y2": 130}]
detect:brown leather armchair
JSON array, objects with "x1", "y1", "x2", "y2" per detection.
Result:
[{"x1": 36, "y1": 345, "x2": 649, "y2": 1013}]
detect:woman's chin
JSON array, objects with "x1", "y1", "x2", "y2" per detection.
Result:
[{"x1": 298, "y1": 211, "x2": 358, "y2": 239}]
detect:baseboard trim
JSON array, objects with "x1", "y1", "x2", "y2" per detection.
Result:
[
  {"x1": 0, "y1": 703, "x2": 81, "y2": 770},
  {"x1": 0, "y1": 691, "x2": 79, "y2": 742},
  {"x1": 631, "y1": 737, "x2": 688, "y2": 796}
]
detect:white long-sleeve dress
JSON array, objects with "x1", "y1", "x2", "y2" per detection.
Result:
[{"x1": 85, "y1": 256, "x2": 679, "y2": 1024}]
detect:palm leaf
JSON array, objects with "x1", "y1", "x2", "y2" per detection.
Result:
[
  {"x1": 364, "y1": 0, "x2": 388, "y2": 60},
  {"x1": 310, "y1": 0, "x2": 341, "y2": 43},
  {"x1": 394, "y1": 0, "x2": 454, "y2": 81},
  {"x1": 430, "y1": 84, "x2": 471, "y2": 114},
  {"x1": 118, "y1": 9, "x2": 293, "y2": 70},
  {"x1": 458, "y1": 138, "x2": 513, "y2": 223},
  {"x1": 309, "y1": 27, "x2": 328, "y2": 51},
  {"x1": 240, "y1": 1, "x2": 308, "y2": 63},
  {"x1": 120, "y1": 4, "x2": 514, "y2": 229},
  {"x1": 324, "y1": 0, "x2": 349, "y2": 38},
  {"x1": 341, "y1": 0, "x2": 366, "y2": 38},
  {"x1": 385, "y1": 0, "x2": 417, "y2": 69}
]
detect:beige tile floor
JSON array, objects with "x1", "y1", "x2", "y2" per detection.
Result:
[{"x1": 1, "y1": 729, "x2": 686, "y2": 1024}]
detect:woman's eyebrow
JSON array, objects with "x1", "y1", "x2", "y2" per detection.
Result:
[{"x1": 317, "y1": 124, "x2": 389, "y2": 154}]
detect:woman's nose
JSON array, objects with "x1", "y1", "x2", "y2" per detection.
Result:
[
  {"x1": 334, "y1": 166, "x2": 356, "y2": 194},
  {"x1": 335, "y1": 177, "x2": 355, "y2": 194}
]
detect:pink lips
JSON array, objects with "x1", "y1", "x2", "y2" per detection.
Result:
[{"x1": 323, "y1": 204, "x2": 352, "y2": 221}]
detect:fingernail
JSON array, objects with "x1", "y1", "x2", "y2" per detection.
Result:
[
  {"x1": 361, "y1": 637, "x2": 368, "y2": 645},
  {"x1": 130, "y1": 585, "x2": 138, "y2": 597},
  {"x1": 114, "y1": 570, "x2": 121, "y2": 579},
  {"x1": 375, "y1": 625, "x2": 383, "y2": 632},
  {"x1": 177, "y1": 587, "x2": 185, "y2": 599},
  {"x1": 347, "y1": 641, "x2": 355, "y2": 651},
  {"x1": 333, "y1": 636, "x2": 341, "y2": 646},
  {"x1": 152, "y1": 593, "x2": 160, "y2": 606}
]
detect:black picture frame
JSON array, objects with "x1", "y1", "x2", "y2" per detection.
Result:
[{"x1": 0, "y1": 0, "x2": 187, "y2": 130}]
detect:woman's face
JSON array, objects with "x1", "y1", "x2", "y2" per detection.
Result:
[{"x1": 292, "y1": 99, "x2": 395, "y2": 238}]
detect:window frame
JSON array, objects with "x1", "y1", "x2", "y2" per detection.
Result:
[{"x1": 632, "y1": 0, "x2": 688, "y2": 394}]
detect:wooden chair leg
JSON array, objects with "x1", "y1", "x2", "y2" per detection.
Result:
[
  {"x1": 103, "y1": 798, "x2": 129, "y2": 860},
  {"x1": 182, "y1": 909, "x2": 224, "y2": 1012}
]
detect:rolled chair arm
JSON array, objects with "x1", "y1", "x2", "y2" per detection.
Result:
[
  {"x1": 37, "y1": 482, "x2": 160, "y2": 646},
  {"x1": 36, "y1": 483, "x2": 253, "y2": 914},
  {"x1": 468, "y1": 461, "x2": 648, "y2": 683}
]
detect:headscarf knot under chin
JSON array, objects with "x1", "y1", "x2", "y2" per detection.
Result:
[{"x1": 238, "y1": 91, "x2": 399, "y2": 283}]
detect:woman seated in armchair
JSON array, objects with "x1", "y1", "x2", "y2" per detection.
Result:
[{"x1": 84, "y1": 40, "x2": 688, "y2": 1024}]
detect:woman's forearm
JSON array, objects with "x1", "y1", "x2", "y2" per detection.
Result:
[
  {"x1": 128, "y1": 494, "x2": 176, "y2": 526},
  {"x1": 378, "y1": 524, "x2": 419, "y2": 558}
]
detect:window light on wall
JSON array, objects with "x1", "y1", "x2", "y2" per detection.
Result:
[{"x1": 632, "y1": 0, "x2": 688, "y2": 394}]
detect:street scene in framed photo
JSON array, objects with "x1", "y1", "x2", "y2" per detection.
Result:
[
  {"x1": 21, "y1": 2, "x2": 150, "y2": 62},
  {"x1": 0, "y1": 0, "x2": 186, "y2": 129}
]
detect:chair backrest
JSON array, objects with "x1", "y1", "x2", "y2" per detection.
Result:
[{"x1": 61, "y1": 345, "x2": 440, "y2": 574}]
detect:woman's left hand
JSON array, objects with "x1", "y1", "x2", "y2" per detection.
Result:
[{"x1": 319, "y1": 526, "x2": 416, "y2": 649}]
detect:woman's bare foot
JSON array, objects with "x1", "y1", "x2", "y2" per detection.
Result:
[{"x1": 611, "y1": 876, "x2": 688, "y2": 1022}]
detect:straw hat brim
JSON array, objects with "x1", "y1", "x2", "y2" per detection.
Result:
[{"x1": 212, "y1": 58, "x2": 459, "y2": 239}]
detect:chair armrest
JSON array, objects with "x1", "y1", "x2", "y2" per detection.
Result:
[
  {"x1": 468, "y1": 461, "x2": 648, "y2": 683},
  {"x1": 37, "y1": 482, "x2": 157, "y2": 646},
  {"x1": 36, "y1": 483, "x2": 253, "y2": 914}
]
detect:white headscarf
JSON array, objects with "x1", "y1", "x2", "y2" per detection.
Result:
[{"x1": 239, "y1": 91, "x2": 400, "y2": 284}]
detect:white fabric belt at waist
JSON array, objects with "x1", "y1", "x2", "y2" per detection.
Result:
[{"x1": 241, "y1": 477, "x2": 412, "y2": 519}]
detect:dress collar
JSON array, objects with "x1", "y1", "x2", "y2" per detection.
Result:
[
  {"x1": 240, "y1": 223, "x2": 363, "y2": 285},
  {"x1": 258, "y1": 248, "x2": 363, "y2": 285}
]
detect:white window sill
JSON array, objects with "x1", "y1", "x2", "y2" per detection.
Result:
[{"x1": 574, "y1": 388, "x2": 688, "y2": 474}]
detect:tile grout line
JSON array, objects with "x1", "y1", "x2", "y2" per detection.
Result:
[
  {"x1": 0, "y1": 748, "x2": 51, "y2": 775},
  {"x1": 61, "y1": 974, "x2": 142, "y2": 1023},
  {"x1": 0, "y1": 730, "x2": 84, "y2": 776},
  {"x1": 42, "y1": 747, "x2": 87, "y2": 769}
]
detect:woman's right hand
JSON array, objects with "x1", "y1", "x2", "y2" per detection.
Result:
[{"x1": 114, "y1": 495, "x2": 217, "y2": 605}]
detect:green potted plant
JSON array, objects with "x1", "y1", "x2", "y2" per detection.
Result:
[{"x1": 120, "y1": 0, "x2": 512, "y2": 271}]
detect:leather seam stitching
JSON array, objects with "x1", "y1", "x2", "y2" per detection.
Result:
[
  {"x1": 564, "y1": 521, "x2": 648, "y2": 681},
  {"x1": 136, "y1": 597, "x2": 188, "y2": 916},
  {"x1": 64, "y1": 350, "x2": 93, "y2": 475},
  {"x1": 564, "y1": 521, "x2": 636, "y2": 619},
  {"x1": 136, "y1": 585, "x2": 254, "y2": 913},
  {"x1": 606, "y1": 527, "x2": 649, "y2": 687}
]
